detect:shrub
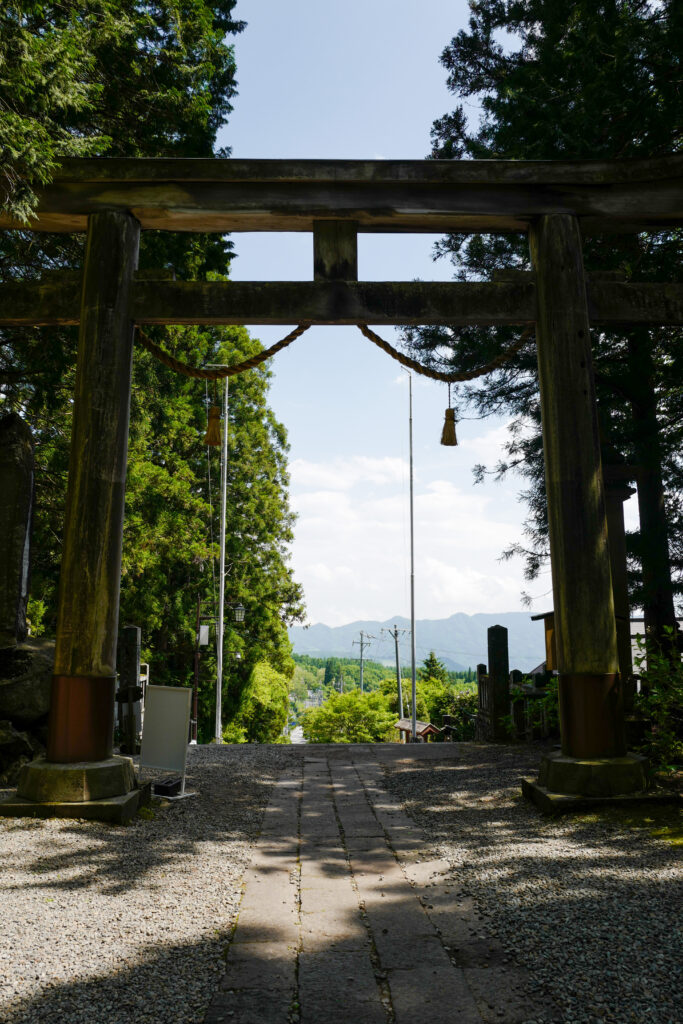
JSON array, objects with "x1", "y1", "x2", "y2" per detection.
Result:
[
  {"x1": 226, "y1": 661, "x2": 290, "y2": 743},
  {"x1": 302, "y1": 690, "x2": 395, "y2": 744},
  {"x1": 633, "y1": 629, "x2": 683, "y2": 773},
  {"x1": 441, "y1": 688, "x2": 478, "y2": 740}
]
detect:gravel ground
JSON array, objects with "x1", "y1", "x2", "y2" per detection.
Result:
[
  {"x1": 1, "y1": 741, "x2": 680, "y2": 1024},
  {"x1": 0, "y1": 744, "x2": 291, "y2": 1024},
  {"x1": 382, "y1": 742, "x2": 682, "y2": 1024}
]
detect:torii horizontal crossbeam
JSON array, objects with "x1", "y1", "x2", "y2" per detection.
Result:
[
  {"x1": 1, "y1": 155, "x2": 681, "y2": 234},
  {"x1": 1, "y1": 276, "x2": 682, "y2": 327}
]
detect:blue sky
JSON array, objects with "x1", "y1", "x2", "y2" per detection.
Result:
[{"x1": 216, "y1": 2, "x2": 637, "y2": 627}]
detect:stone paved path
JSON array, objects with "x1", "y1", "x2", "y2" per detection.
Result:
[{"x1": 204, "y1": 746, "x2": 539, "y2": 1024}]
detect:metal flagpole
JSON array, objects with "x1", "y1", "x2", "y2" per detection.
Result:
[
  {"x1": 215, "y1": 376, "x2": 228, "y2": 744},
  {"x1": 408, "y1": 374, "x2": 417, "y2": 743}
]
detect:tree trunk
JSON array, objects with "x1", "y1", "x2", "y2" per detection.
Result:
[{"x1": 627, "y1": 330, "x2": 678, "y2": 659}]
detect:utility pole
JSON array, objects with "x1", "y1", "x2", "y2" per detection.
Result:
[
  {"x1": 216, "y1": 376, "x2": 229, "y2": 744},
  {"x1": 204, "y1": 366, "x2": 230, "y2": 745},
  {"x1": 191, "y1": 594, "x2": 200, "y2": 743},
  {"x1": 408, "y1": 373, "x2": 417, "y2": 743},
  {"x1": 381, "y1": 625, "x2": 408, "y2": 720},
  {"x1": 352, "y1": 631, "x2": 374, "y2": 693}
]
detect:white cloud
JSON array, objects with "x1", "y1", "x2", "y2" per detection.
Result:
[
  {"x1": 457, "y1": 421, "x2": 517, "y2": 466},
  {"x1": 291, "y1": 455, "x2": 407, "y2": 491},
  {"x1": 288, "y1": 445, "x2": 529, "y2": 625}
]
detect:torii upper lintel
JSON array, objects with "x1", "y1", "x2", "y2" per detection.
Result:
[{"x1": 1, "y1": 154, "x2": 681, "y2": 235}]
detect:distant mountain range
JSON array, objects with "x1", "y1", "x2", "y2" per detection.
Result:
[{"x1": 289, "y1": 612, "x2": 547, "y2": 673}]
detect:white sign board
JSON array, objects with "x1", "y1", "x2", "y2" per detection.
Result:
[
  {"x1": 140, "y1": 685, "x2": 192, "y2": 777},
  {"x1": 199, "y1": 624, "x2": 210, "y2": 646}
]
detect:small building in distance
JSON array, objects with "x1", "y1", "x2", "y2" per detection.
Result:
[{"x1": 394, "y1": 718, "x2": 441, "y2": 743}]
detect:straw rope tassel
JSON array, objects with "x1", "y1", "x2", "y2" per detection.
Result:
[
  {"x1": 203, "y1": 406, "x2": 222, "y2": 446},
  {"x1": 441, "y1": 383, "x2": 458, "y2": 446},
  {"x1": 441, "y1": 408, "x2": 457, "y2": 446}
]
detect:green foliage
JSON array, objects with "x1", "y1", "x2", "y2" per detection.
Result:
[
  {"x1": 419, "y1": 676, "x2": 453, "y2": 722},
  {"x1": 288, "y1": 669, "x2": 310, "y2": 703},
  {"x1": 228, "y1": 661, "x2": 290, "y2": 744},
  {"x1": 222, "y1": 720, "x2": 247, "y2": 744},
  {"x1": 0, "y1": 2, "x2": 116, "y2": 222},
  {"x1": 0, "y1": 4, "x2": 305, "y2": 745},
  {"x1": 292, "y1": 654, "x2": 325, "y2": 676},
  {"x1": 323, "y1": 657, "x2": 341, "y2": 686},
  {"x1": 287, "y1": 668, "x2": 310, "y2": 724},
  {"x1": 406, "y1": 0, "x2": 683, "y2": 619},
  {"x1": 0, "y1": 0, "x2": 245, "y2": 222},
  {"x1": 415, "y1": 675, "x2": 478, "y2": 737},
  {"x1": 633, "y1": 629, "x2": 683, "y2": 772},
  {"x1": 378, "y1": 673, "x2": 477, "y2": 738},
  {"x1": 419, "y1": 651, "x2": 448, "y2": 685},
  {"x1": 442, "y1": 689, "x2": 479, "y2": 741},
  {"x1": 302, "y1": 690, "x2": 396, "y2": 744},
  {"x1": 117, "y1": 323, "x2": 304, "y2": 743},
  {"x1": 379, "y1": 676, "x2": 428, "y2": 721},
  {"x1": 536, "y1": 677, "x2": 560, "y2": 734},
  {"x1": 293, "y1": 654, "x2": 425, "y2": 694},
  {"x1": 505, "y1": 676, "x2": 560, "y2": 739},
  {"x1": 25, "y1": 596, "x2": 47, "y2": 637},
  {"x1": 294, "y1": 654, "x2": 474, "y2": 687}
]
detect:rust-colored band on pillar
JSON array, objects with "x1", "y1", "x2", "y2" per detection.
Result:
[
  {"x1": 558, "y1": 673, "x2": 627, "y2": 759},
  {"x1": 46, "y1": 675, "x2": 116, "y2": 763}
]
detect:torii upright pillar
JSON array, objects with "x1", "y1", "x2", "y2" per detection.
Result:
[
  {"x1": 8, "y1": 210, "x2": 142, "y2": 822},
  {"x1": 526, "y1": 215, "x2": 647, "y2": 805}
]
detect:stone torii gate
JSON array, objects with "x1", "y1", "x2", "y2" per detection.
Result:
[{"x1": 1, "y1": 155, "x2": 682, "y2": 819}]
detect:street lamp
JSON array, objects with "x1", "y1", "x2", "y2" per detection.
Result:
[{"x1": 234, "y1": 603, "x2": 245, "y2": 623}]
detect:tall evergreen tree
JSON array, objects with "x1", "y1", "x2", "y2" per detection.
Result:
[
  {"x1": 0, "y1": 3, "x2": 306, "y2": 739},
  {"x1": 405, "y1": 0, "x2": 683, "y2": 640},
  {"x1": 418, "y1": 650, "x2": 448, "y2": 684},
  {"x1": 324, "y1": 658, "x2": 342, "y2": 687}
]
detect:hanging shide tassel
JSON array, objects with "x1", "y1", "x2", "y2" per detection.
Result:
[
  {"x1": 441, "y1": 407, "x2": 458, "y2": 446},
  {"x1": 203, "y1": 406, "x2": 222, "y2": 446},
  {"x1": 441, "y1": 383, "x2": 458, "y2": 446}
]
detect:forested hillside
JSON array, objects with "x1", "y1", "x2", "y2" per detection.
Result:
[
  {"x1": 290, "y1": 612, "x2": 546, "y2": 672},
  {"x1": 292, "y1": 653, "x2": 475, "y2": 692},
  {"x1": 297, "y1": 651, "x2": 478, "y2": 743}
]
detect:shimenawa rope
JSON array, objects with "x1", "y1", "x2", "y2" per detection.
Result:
[
  {"x1": 135, "y1": 323, "x2": 534, "y2": 383},
  {"x1": 136, "y1": 323, "x2": 310, "y2": 379},
  {"x1": 357, "y1": 323, "x2": 534, "y2": 383}
]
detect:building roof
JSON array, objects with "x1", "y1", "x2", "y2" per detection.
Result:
[{"x1": 394, "y1": 719, "x2": 441, "y2": 736}]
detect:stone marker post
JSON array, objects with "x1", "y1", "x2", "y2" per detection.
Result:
[
  {"x1": 488, "y1": 625, "x2": 510, "y2": 741},
  {"x1": 474, "y1": 662, "x2": 487, "y2": 740},
  {"x1": 117, "y1": 626, "x2": 141, "y2": 754}
]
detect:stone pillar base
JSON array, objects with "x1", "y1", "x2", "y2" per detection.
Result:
[
  {"x1": 0, "y1": 755, "x2": 142, "y2": 825},
  {"x1": 520, "y1": 749, "x2": 664, "y2": 815},
  {"x1": 538, "y1": 750, "x2": 648, "y2": 796},
  {"x1": 16, "y1": 755, "x2": 135, "y2": 802}
]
